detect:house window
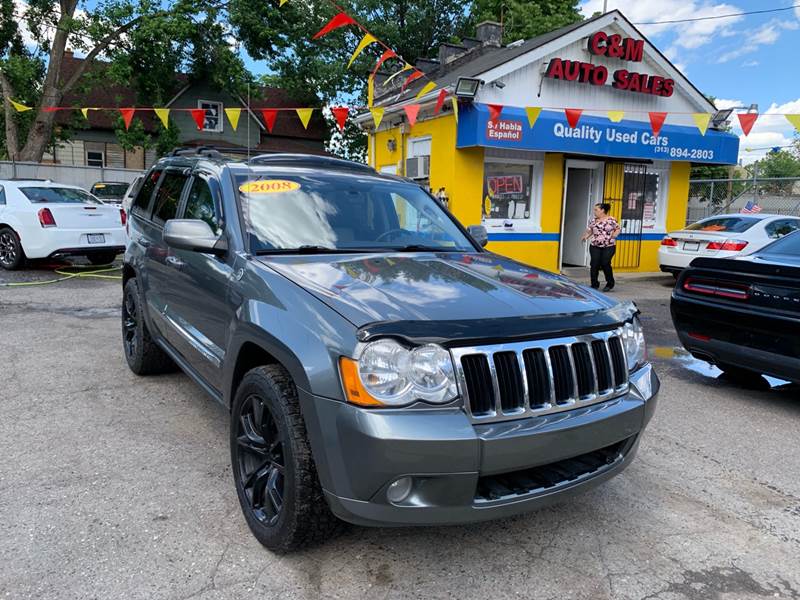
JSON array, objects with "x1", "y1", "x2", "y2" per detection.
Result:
[
  {"x1": 405, "y1": 136, "x2": 431, "y2": 189},
  {"x1": 199, "y1": 100, "x2": 223, "y2": 132},
  {"x1": 86, "y1": 150, "x2": 104, "y2": 167},
  {"x1": 482, "y1": 159, "x2": 543, "y2": 232}
]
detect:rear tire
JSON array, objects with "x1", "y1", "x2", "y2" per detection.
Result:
[
  {"x1": 88, "y1": 252, "x2": 118, "y2": 266},
  {"x1": 0, "y1": 227, "x2": 25, "y2": 271},
  {"x1": 122, "y1": 278, "x2": 176, "y2": 375},
  {"x1": 231, "y1": 365, "x2": 343, "y2": 553}
]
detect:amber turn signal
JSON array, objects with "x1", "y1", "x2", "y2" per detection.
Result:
[{"x1": 339, "y1": 357, "x2": 385, "y2": 407}]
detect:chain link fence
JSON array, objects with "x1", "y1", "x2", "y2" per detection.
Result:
[{"x1": 687, "y1": 177, "x2": 800, "y2": 224}]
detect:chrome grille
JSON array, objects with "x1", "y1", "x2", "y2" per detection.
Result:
[{"x1": 451, "y1": 330, "x2": 629, "y2": 423}]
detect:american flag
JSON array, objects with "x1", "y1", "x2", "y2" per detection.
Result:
[{"x1": 741, "y1": 201, "x2": 762, "y2": 214}]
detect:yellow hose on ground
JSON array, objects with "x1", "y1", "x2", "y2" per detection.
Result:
[{"x1": 0, "y1": 265, "x2": 122, "y2": 287}]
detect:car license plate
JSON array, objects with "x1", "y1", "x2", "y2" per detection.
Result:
[
  {"x1": 683, "y1": 241, "x2": 700, "y2": 251},
  {"x1": 87, "y1": 234, "x2": 105, "y2": 244}
]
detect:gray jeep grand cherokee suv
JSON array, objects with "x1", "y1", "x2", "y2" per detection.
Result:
[{"x1": 122, "y1": 149, "x2": 659, "y2": 552}]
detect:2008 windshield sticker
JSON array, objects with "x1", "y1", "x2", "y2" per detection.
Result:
[{"x1": 239, "y1": 180, "x2": 301, "y2": 194}]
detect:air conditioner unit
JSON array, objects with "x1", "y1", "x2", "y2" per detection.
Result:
[{"x1": 405, "y1": 155, "x2": 430, "y2": 179}]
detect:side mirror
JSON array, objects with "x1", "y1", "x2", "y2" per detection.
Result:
[
  {"x1": 467, "y1": 224, "x2": 488, "y2": 247},
  {"x1": 163, "y1": 219, "x2": 226, "y2": 255}
]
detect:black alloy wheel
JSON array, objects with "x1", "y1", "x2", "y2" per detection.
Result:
[
  {"x1": 122, "y1": 285, "x2": 139, "y2": 362},
  {"x1": 0, "y1": 228, "x2": 24, "y2": 270},
  {"x1": 121, "y1": 278, "x2": 176, "y2": 375},
  {"x1": 235, "y1": 394, "x2": 286, "y2": 526}
]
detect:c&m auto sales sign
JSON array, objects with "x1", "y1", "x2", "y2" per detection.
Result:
[{"x1": 544, "y1": 31, "x2": 675, "y2": 97}]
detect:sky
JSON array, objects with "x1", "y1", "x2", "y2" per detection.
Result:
[{"x1": 578, "y1": 0, "x2": 800, "y2": 163}]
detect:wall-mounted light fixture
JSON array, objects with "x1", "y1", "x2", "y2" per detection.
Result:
[{"x1": 455, "y1": 77, "x2": 483, "y2": 99}]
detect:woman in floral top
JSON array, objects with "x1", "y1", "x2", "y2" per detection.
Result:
[{"x1": 581, "y1": 202, "x2": 621, "y2": 291}]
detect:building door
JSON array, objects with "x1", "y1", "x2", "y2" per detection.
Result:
[
  {"x1": 604, "y1": 163, "x2": 648, "y2": 269},
  {"x1": 560, "y1": 162, "x2": 601, "y2": 267}
]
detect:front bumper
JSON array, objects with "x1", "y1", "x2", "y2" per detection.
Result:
[{"x1": 301, "y1": 363, "x2": 659, "y2": 527}]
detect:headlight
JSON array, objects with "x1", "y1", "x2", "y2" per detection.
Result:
[
  {"x1": 341, "y1": 340, "x2": 458, "y2": 407},
  {"x1": 621, "y1": 318, "x2": 646, "y2": 371}
]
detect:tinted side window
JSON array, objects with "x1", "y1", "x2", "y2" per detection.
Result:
[
  {"x1": 765, "y1": 219, "x2": 800, "y2": 239},
  {"x1": 0, "y1": 185, "x2": 5, "y2": 205},
  {"x1": 759, "y1": 231, "x2": 800, "y2": 256},
  {"x1": 132, "y1": 170, "x2": 161, "y2": 215},
  {"x1": 153, "y1": 172, "x2": 189, "y2": 224},
  {"x1": 183, "y1": 177, "x2": 221, "y2": 235}
]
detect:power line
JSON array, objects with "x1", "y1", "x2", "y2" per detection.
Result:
[{"x1": 634, "y1": 3, "x2": 800, "y2": 25}]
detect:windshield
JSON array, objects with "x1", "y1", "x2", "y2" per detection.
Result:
[
  {"x1": 686, "y1": 216, "x2": 759, "y2": 233},
  {"x1": 91, "y1": 183, "x2": 129, "y2": 198},
  {"x1": 21, "y1": 187, "x2": 101, "y2": 204},
  {"x1": 236, "y1": 173, "x2": 475, "y2": 253}
]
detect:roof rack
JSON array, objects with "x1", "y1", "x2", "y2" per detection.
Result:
[
  {"x1": 248, "y1": 153, "x2": 375, "y2": 174},
  {"x1": 168, "y1": 146, "x2": 227, "y2": 159}
]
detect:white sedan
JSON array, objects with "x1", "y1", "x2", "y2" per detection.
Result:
[
  {"x1": 659, "y1": 213, "x2": 800, "y2": 275},
  {"x1": 0, "y1": 179, "x2": 127, "y2": 270}
]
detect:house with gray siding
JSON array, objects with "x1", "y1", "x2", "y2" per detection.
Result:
[{"x1": 48, "y1": 52, "x2": 327, "y2": 169}]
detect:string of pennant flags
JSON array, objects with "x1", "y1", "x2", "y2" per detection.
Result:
[
  {"x1": 5, "y1": 0, "x2": 800, "y2": 139},
  {"x1": 7, "y1": 97, "x2": 800, "y2": 138}
]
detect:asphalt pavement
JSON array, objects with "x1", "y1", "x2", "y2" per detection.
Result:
[{"x1": 1, "y1": 261, "x2": 800, "y2": 600}]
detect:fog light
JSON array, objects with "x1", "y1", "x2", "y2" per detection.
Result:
[{"x1": 386, "y1": 477, "x2": 413, "y2": 503}]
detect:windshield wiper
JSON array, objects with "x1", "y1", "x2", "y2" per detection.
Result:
[
  {"x1": 390, "y1": 244, "x2": 459, "y2": 252},
  {"x1": 255, "y1": 245, "x2": 380, "y2": 255}
]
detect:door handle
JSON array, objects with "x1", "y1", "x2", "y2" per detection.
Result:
[
  {"x1": 138, "y1": 237, "x2": 151, "y2": 248},
  {"x1": 165, "y1": 255, "x2": 186, "y2": 269}
]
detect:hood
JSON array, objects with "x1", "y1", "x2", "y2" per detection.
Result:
[{"x1": 259, "y1": 252, "x2": 618, "y2": 329}]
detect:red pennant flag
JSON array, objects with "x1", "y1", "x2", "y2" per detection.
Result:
[
  {"x1": 189, "y1": 108, "x2": 206, "y2": 130},
  {"x1": 313, "y1": 12, "x2": 356, "y2": 39},
  {"x1": 434, "y1": 89, "x2": 448, "y2": 115},
  {"x1": 261, "y1": 109, "x2": 278, "y2": 133},
  {"x1": 401, "y1": 70, "x2": 423, "y2": 92},
  {"x1": 403, "y1": 104, "x2": 420, "y2": 127},
  {"x1": 565, "y1": 108, "x2": 582, "y2": 128},
  {"x1": 649, "y1": 112, "x2": 667, "y2": 136},
  {"x1": 738, "y1": 112, "x2": 758, "y2": 136},
  {"x1": 371, "y1": 49, "x2": 397, "y2": 77},
  {"x1": 331, "y1": 106, "x2": 349, "y2": 131},
  {"x1": 488, "y1": 104, "x2": 503, "y2": 122},
  {"x1": 42, "y1": 106, "x2": 59, "y2": 113},
  {"x1": 120, "y1": 108, "x2": 135, "y2": 130}
]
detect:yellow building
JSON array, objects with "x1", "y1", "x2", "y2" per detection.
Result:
[{"x1": 356, "y1": 11, "x2": 739, "y2": 273}]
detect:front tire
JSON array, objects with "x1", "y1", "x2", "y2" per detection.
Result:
[
  {"x1": 231, "y1": 365, "x2": 342, "y2": 553},
  {"x1": 0, "y1": 227, "x2": 25, "y2": 270},
  {"x1": 121, "y1": 278, "x2": 176, "y2": 375}
]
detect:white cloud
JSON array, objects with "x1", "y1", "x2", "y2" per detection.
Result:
[
  {"x1": 728, "y1": 97, "x2": 800, "y2": 164},
  {"x1": 716, "y1": 19, "x2": 789, "y2": 63},
  {"x1": 713, "y1": 98, "x2": 742, "y2": 110},
  {"x1": 579, "y1": 1, "x2": 744, "y2": 50}
]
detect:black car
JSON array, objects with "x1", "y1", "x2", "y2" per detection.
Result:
[{"x1": 671, "y1": 230, "x2": 800, "y2": 383}]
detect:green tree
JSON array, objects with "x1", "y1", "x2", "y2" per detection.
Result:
[
  {"x1": 753, "y1": 149, "x2": 800, "y2": 193},
  {"x1": 0, "y1": 0, "x2": 248, "y2": 162},
  {"x1": 231, "y1": 0, "x2": 469, "y2": 159},
  {"x1": 468, "y1": 0, "x2": 582, "y2": 44}
]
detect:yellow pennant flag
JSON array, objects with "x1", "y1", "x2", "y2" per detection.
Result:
[
  {"x1": 370, "y1": 107, "x2": 384, "y2": 129},
  {"x1": 367, "y1": 75, "x2": 375, "y2": 108},
  {"x1": 279, "y1": 0, "x2": 288, "y2": 5},
  {"x1": 692, "y1": 113, "x2": 711, "y2": 136},
  {"x1": 295, "y1": 108, "x2": 313, "y2": 129},
  {"x1": 348, "y1": 34, "x2": 377, "y2": 69},
  {"x1": 415, "y1": 81, "x2": 437, "y2": 99},
  {"x1": 384, "y1": 63, "x2": 412, "y2": 86},
  {"x1": 80, "y1": 108, "x2": 90, "y2": 119},
  {"x1": 786, "y1": 114, "x2": 800, "y2": 132},
  {"x1": 525, "y1": 107, "x2": 542, "y2": 128},
  {"x1": 607, "y1": 110, "x2": 624, "y2": 123},
  {"x1": 451, "y1": 97, "x2": 459, "y2": 123},
  {"x1": 225, "y1": 108, "x2": 241, "y2": 131},
  {"x1": 154, "y1": 108, "x2": 170, "y2": 129},
  {"x1": 10, "y1": 100, "x2": 32, "y2": 112}
]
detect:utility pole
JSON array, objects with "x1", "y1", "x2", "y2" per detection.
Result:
[{"x1": 603, "y1": 0, "x2": 608, "y2": 12}]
